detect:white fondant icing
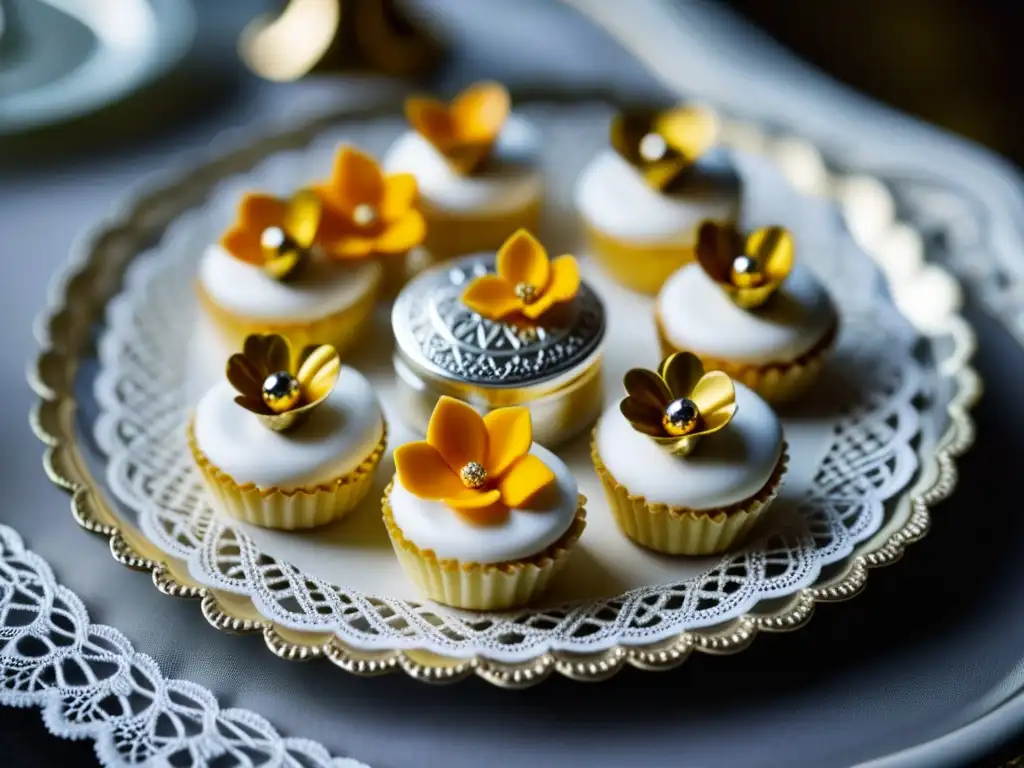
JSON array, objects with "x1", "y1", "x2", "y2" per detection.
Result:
[
  {"x1": 575, "y1": 148, "x2": 739, "y2": 242},
  {"x1": 193, "y1": 368, "x2": 383, "y2": 490},
  {"x1": 382, "y1": 114, "x2": 543, "y2": 215},
  {"x1": 597, "y1": 382, "x2": 783, "y2": 510},
  {"x1": 389, "y1": 445, "x2": 578, "y2": 565},
  {"x1": 657, "y1": 262, "x2": 837, "y2": 365},
  {"x1": 198, "y1": 246, "x2": 380, "y2": 322}
]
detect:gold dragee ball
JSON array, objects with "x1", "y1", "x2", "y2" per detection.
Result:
[
  {"x1": 730, "y1": 254, "x2": 764, "y2": 288},
  {"x1": 514, "y1": 282, "x2": 538, "y2": 304},
  {"x1": 262, "y1": 371, "x2": 302, "y2": 413},
  {"x1": 459, "y1": 461, "x2": 488, "y2": 489},
  {"x1": 662, "y1": 398, "x2": 700, "y2": 436}
]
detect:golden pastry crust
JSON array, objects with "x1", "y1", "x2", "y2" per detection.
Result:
[
  {"x1": 382, "y1": 481, "x2": 586, "y2": 610},
  {"x1": 188, "y1": 418, "x2": 386, "y2": 530},
  {"x1": 583, "y1": 221, "x2": 697, "y2": 296},
  {"x1": 593, "y1": 436, "x2": 788, "y2": 556}
]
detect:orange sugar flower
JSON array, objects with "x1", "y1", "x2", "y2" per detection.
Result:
[
  {"x1": 404, "y1": 81, "x2": 511, "y2": 174},
  {"x1": 316, "y1": 146, "x2": 426, "y2": 259},
  {"x1": 461, "y1": 229, "x2": 580, "y2": 321},
  {"x1": 393, "y1": 396, "x2": 555, "y2": 523},
  {"x1": 220, "y1": 191, "x2": 322, "y2": 280}
]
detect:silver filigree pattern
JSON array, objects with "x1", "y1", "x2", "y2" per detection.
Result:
[{"x1": 392, "y1": 256, "x2": 606, "y2": 386}]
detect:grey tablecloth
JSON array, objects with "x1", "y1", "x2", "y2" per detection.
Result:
[{"x1": 4, "y1": 1, "x2": 1024, "y2": 766}]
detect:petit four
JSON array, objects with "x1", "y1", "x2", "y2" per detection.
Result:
[
  {"x1": 593, "y1": 352, "x2": 787, "y2": 555},
  {"x1": 385, "y1": 396, "x2": 586, "y2": 609},
  {"x1": 391, "y1": 230, "x2": 606, "y2": 446},
  {"x1": 199, "y1": 190, "x2": 383, "y2": 354},
  {"x1": 575, "y1": 105, "x2": 741, "y2": 295},
  {"x1": 189, "y1": 333, "x2": 386, "y2": 529},
  {"x1": 384, "y1": 81, "x2": 543, "y2": 260},
  {"x1": 656, "y1": 221, "x2": 838, "y2": 402}
]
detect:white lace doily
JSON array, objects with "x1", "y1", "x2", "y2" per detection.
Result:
[
  {"x1": 0, "y1": 522, "x2": 366, "y2": 768},
  {"x1": 87, "y1": 106, "x2": 933, "y2": 663}
]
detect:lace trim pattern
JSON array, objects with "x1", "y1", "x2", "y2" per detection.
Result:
[{"x1": 0, "y1": 523, "x2": 366, "y2": 767}]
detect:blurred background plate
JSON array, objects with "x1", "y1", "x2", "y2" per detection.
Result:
[
  {"x1": 0, "y1": 0, "x2": 194, "y2": 136},
  {"x1": 7, "y1": 0, "x2": 1024, "y2": 765}
]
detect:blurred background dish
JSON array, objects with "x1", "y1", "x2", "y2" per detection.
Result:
[
  {"x1": 239, "y1": 0, "x2": 443, "y2": 82},
  {"x1": 0, "y1": 0, "x2": 448, "y2": 162},
  {"x1": 0, "y1": 0, "x2": 194, "y2": 135}
]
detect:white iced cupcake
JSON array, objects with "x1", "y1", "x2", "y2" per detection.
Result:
[
  {"x1": 593, "y1": 352, "x2": 786, "y2": 555},
  {"x1": 189, "y1": 334, "x2": 386, "y2": 530},
  {"x1": 384, "y1": 81, "x2": 543, "y2": 260},
  {"x1": 656, "y1": 222, "x2": 839, "y2": 402},
  {"x1": 198, "y1": 190, "x2": 381, "y2": 355},
  {"x1": 576, "y1": 105, "x2": 741, "y2": 295},
  {"x1": 384, "y1": 396, "x2": 586, "y2": 610}
]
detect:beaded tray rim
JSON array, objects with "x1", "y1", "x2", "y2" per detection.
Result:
[{"x1": 28, "y1": 92, "x2": 979, "y2": 689}]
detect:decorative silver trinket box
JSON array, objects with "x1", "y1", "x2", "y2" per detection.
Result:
[{"x1": 391, "y1": 254, "x2": 607, "y2": 445}]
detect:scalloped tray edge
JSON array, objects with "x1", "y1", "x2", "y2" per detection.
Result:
[{"x1": 28, "y1": 94, "x2": 980, "y2": 689}]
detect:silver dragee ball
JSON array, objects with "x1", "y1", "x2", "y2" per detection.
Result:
[
  {"x1": 262, "y1": 371, "x2": 301, "y2": 413},
  {"x1": 662, "y1": 398, "x2": 700, "y2": 436}
]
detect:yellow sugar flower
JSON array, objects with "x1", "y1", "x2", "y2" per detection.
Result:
[
  {"x1": 393, "y1": 396, "x2": 555, "y2": 523},
  {"x1": 610, "y1": 104, "x2": 720, "y2": 191},
  {"x1": 461, "y1": 229, "x2": 580, "y2": 321}
]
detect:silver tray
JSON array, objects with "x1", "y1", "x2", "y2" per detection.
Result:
[{"x1": 30, "y1": 94, "x2": 978, "y2": 689}]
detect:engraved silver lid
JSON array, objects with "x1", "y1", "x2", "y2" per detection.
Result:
[{"x1": 391, "y1": 253, "x2": 606, "y2": 402}]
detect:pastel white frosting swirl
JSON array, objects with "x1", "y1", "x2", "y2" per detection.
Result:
[{"x1": 575, "y1": 148, "x2": 740, "y2": 242}]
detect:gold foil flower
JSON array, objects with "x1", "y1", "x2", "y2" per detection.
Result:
[
  {"x1": 695, "y1": 221, "x2": 794, "y2": 309},
  {"x1": 393, "y1": 396, "x2": 555, "y2": 524},
  {"x1": 404, "y1": 81, "x2": 511, "y2": 174},
  {"x1": 220, "y1": 190, "x2": 322, "y2": 280},
  {"x1": 316, "y1": 146, "x2": 427, "y2": 259},
  {"x1": 620, "y1": 352, "x2": 737, "y2": 457},
  {"x1": 461, "y1": 229, "x2": 580, "y2": 321},
  {"x1": 226, "y1": 333, "x2": 341, "y2": 432},
  {"x1": 610, "y1": 104, "x2": 720, "y2": 192}
]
